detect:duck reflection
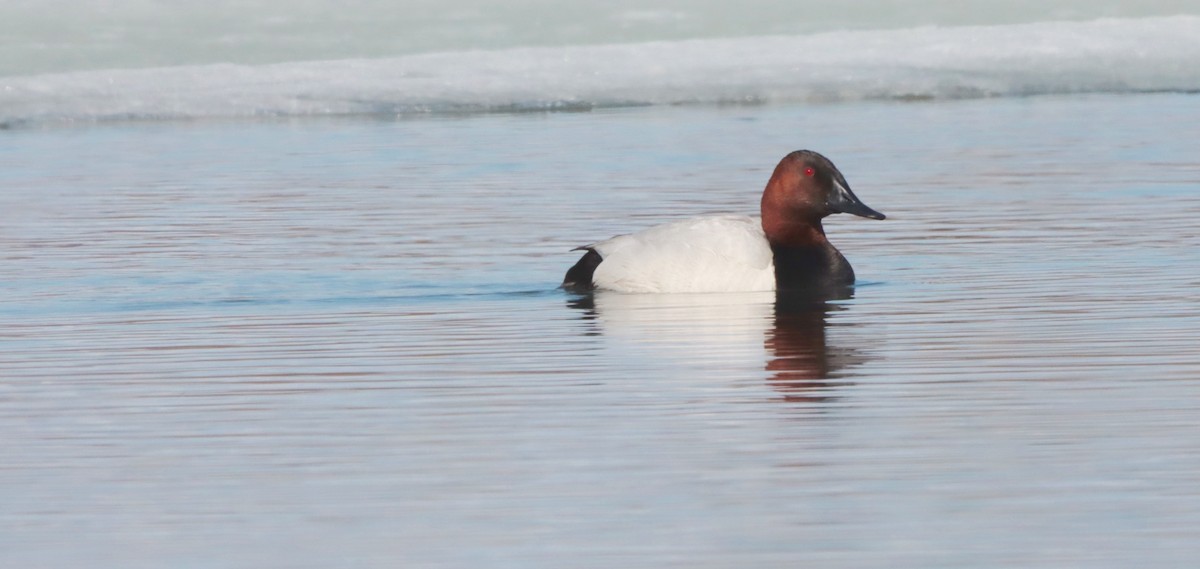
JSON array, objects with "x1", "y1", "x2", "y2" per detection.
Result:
[
  {"x1": 767, "y1": 288, "x2": 860, "y2": 403},
  {"x1": 566, "y1": 287, "x2": 868, "y2": 403}
]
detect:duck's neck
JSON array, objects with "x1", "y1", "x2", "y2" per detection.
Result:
[{"x1": 763, "y1": 217, "x2": 855, "y2": 291}]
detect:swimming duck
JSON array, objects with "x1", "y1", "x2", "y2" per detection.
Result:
[{"x1": 563, "y1": 150, "x2": 885, "y2": 293}]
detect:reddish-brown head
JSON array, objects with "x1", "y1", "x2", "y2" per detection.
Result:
[{"x1": 760, "y1": 150, "x2": 884, "y2": 246}]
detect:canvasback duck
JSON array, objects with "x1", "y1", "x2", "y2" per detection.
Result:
[{"x1": 563, "y1": 150, "x2": 885, "y2": 293}]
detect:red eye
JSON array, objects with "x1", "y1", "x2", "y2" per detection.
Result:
[{"x1": 804, "y1": 167, "x2": 815, "y2": 177}]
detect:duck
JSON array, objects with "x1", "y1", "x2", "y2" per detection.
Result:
[{"x1": 562, "y1": 150, "x2": 885, "y2": 293}]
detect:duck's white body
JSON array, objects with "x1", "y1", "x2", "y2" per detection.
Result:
[{"x1": 588, "y1": 215, "x2": 776, "y2": 293}]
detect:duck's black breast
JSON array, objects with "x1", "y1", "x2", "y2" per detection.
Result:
[
  {"x1": 770, "y1": 244, "x2": 855, "y2": 291},
  {"x1": 562, "y1": 248, "x2": 602, "y2": 292}
]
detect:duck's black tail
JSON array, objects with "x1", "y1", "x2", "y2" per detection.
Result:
[{"x1": 562, "y1": 248, "x2": 602, "y2": 292}]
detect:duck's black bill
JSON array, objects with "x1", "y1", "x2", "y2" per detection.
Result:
[
  {"x1": 830, "y1": 179, "x2": 886, "y2": 220},
  {"x1": 835, "y1": 198, "x2": 886, "y2": 220}
]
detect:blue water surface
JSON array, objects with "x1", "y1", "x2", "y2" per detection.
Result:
[{"x1": 3, "y1": 94, "x2": 1200, "y2": 568}]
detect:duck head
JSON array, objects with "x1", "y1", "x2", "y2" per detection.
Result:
[{"x1": 760, "y1": 150, "x2": 885, "y2": 239}]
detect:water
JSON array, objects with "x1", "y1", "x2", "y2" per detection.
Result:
[
  {"x1": 4, "y1": 92, "x2": 1200, "y2": 567},
  {"x1": 5, "y1": 1, "x2": 1200, "y2": 566}
]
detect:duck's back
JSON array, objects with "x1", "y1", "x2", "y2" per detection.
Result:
[{"x1": 588, "y1": 215, "x2": 775, "y2": 293}]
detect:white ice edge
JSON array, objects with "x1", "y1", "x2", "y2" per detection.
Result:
[{"x1": 3, "y1": 16, "x2": 1199, "y2": 125}]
